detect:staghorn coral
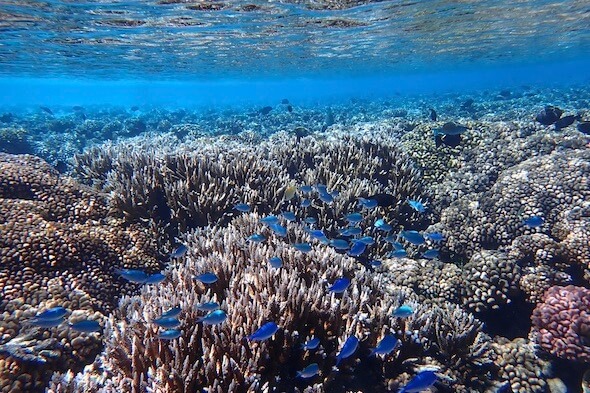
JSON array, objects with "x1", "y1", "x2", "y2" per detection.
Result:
[
  {"x1": 0, "y1": 153, "x2": 162, "y2": 392},
  {"x1": 531, "y1": 285, "x2": 590, "y2": 363}
]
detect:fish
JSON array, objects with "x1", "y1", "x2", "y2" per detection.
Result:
[
  {"x1": 393, "y1": 305, "x2": 414, "y2": 318},
  {"x1": 304, "y1": 217, "x2": 317, "y2": 224},
  {"x1": 389, "y1": 249, "x2": 407, "y2": 258},
  {"x1": 269, "y1": 256, "x2": 283, "y2": 268},
  {"x1": 358, "y1": 198, "x2": 378, "y2": 209},
  {"x1": 578, "y1": 121, "x2": 590, "y2": 135},
  {"x1": 348, "y1": 241, "x2": 366, "y2": 257},
  {"x1": 160, "y1": 306, "x2": 181, "y2": 318},
  {"x1": 330, "y1": 239, "x2": 349, "y2": 250},
  {"x1": 421, "y1": 249, "x2": 439, "y2": 259},
  {"x1": 318, "y1": 192, "x2": 334, "y2": 204},
  {"x1": 260, "y1": 215, "x2": 280, "y2": 225},
  {"x1": 72, "y1": 105, "x2": 85, "y2": 111},
  {"x1": 282, "y1": 211, "x2": 296, "y2": 221},
  {"x1": 435, "y1": 133, "x2": 462, "y2": 148},
  {"x1": 366, "y1": 193, "x2": 396, "y2": 207},
  {"x1": 115, "y1": 268, "x2": 148, "y2": 284},
  {"x1": 158, "y1": 329, "x2": 181, "y2": 340},
  {"x1": 400, "y1": 230, "x2": 425, "y2": 246},
  {"x1": 300, "y1": 185, "x2": 313, "y2": 193},
  {"x1": 233, "y1": 203, "x2": 251, "y2": 212},
  {"x1": 196, "y1": 302, "x2": 220, "y2": 311},
  {"x1": 281, "y1": 98, "x2": 290, "y2": 104},
  {"x1": 424, "y1": 232, "x2": 445, "y2": 242},
  {"x1": 40, "y1": 106, "x2": 53, "y2": 115},
  {"x1": 145, "y1": 273, "x2": 166, "y2": 284},
  {"x1": 309, "y1": 229, "x2": 329, "y2": 243},
  {"x1": 31, "y1": 316, "x2": 65, "y2": 328},
  {"x1": 153, "y1": 316, "x2": 181, "y2": 329},
  {"x1": 429, "y1": 108, "x2": 437, "y2": 121},
  {"x1": 407, "y1": 199, "x2": 426, "y2": 213},
  {"x1": 399, "y1": 370, "x2": 438, "y2": 393},
  {"x1": 524, "y1": 215, "x2": 544, "y2": 228},
  {"x1": 69, "y1": 320, "x2": 101, "y2": 333},
  {"x1": 248, "y1": 234, "x2": 266, "y2": 243},
  {"x1": 293, "y1": 243, "x2": 312, "y2": 253},
  {"x1": 370, "y1": 259, "x2": 383, "y2": 267},
  {"x1": 370, "y1": 334, "x2": 399, "y2": 356},
  {"x1": 297, "y1": 363, "x2": 320, "y2": 379},
  {"x1": 328, "y1": 277, "x2": 350, "y2": 293},
  {"x1": 358, "y1": 236, "x2": 375, "y2": 245},
  {"x1": 336, "y1": 335, "x2": 359, "y2": 365},
  {"x1": 301, "y1": 337, "x2": 320, "y2": 350},
  {"x1": 259, "y1": 106, "x2": 273, "y2": 115},
  {"x1": 270, "y1": 223, "x2": 288, "y2": 237},
  {"x1": 170, "y1": 244, "x2": 188, "y2": 259},
  {"x1": 248, "y1": 321, "x2": 279, "y2": 341},
  {"x1": 374, "y1": 219, "x2": 392, "y2": 232},
  {"x1": 339, "y1": 227, "x2": 362, "y2": 236},
  {"x1": 554, "y1": 114, "x2": 577, "y2": 130},
  {"x1": 130, "y1": 106, "x2": 139, "y2": 111},
  {"x1": 433, "y1": 122, "x2": 468, "y2": 137},
  {"x1": 536, "y1": 105, "x2": 563, "y2": 125},
  {"x1": 301, "y1": 199, "x2": 311, "y2": 208},
  {"x1": 287, "y1": 105, "x2": 293, "y2": 113},
  {"x1": 193, "y1": 272, "x2": 218, "y2": 284},
  {"x1": 284, "y1": 185, "x2": 297, "y2": 201},
  {"x1": 34, "y1": 306, "x2": 68, "y2": 321},
  {"x1": 198, "y1": 310, "x2": 227, "y2": 325},
  {"x1": 345, "y1": 212, "x2": 363, "y2": 224}
]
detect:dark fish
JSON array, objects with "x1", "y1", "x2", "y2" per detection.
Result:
[
  {"x1": 72, "y1": 106, "x2": 84, "y2": 111},
  {"x1": 366, "y1": 193, "x2": 396, "y2": 207},
  {"x1": 554, "y1": 115, "x2": 576, "y2": 130},
  {"x1": 130, "y1": 106, "x2": 139, "y2": 111},
  {"x1": 40, "y1": 106, "x2": 53, "y2": 115},
  {"x1": 460, "y1": 98, "x2": 474, "y2": 109},
  {"x1": 434, "y1": 122, "x2": 468, "y2": 137},
  {"x1": 79, "y1": 113, "x2": 87, "y2": 121},
  {"x1": 578, "y1": 121, "x2": 590, "y2": 134},
  {"x1": 0, "y1": 113, "x2": 14, "y2": 123},
  {"x1": 435, "y1": 133, "x2": 462, "y2": 148},
  {"x1": 281, "y1": 98, "x2": 290, "y2": 104},
  {"x1": 535, "y1": 105, "x2": 563, "y2": 125},
  {"x1": 259, "y1": 106, "x2": 273, "y2": 115},
  {"x1": 287, "y1": 105, "x2": 293, "y2": 113},
  {"x1": 429, "y1": 108, "x2": 437, "y2": 121}
]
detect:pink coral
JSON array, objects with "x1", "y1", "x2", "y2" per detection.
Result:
[{"x1": 531, "y1": 285, "x2": 590, "y2": 362}]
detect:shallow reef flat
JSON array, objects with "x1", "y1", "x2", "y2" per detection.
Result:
[{"x1": 0, "y1": 88, "x2": 589, "y2": 392}]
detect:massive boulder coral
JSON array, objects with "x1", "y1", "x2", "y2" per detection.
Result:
[{"x1": 0, "y1": 153, "x2": 161, "y2": 392}]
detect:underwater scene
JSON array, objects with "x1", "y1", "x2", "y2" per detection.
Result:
[{"x1": 1, "y1": 0, "x2": 590, "y2": 392}]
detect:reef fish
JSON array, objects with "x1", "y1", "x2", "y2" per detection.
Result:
[
  {"x1": 345, "y1": 212, "x2": 363, "y2": 224},
  {"x1": 424, "y1": 232, "x2": 445, "y2": 242},
  {"x1": 69, "y1": 320, "x2": 101, "y2": 333},
  {"x1": 193, "y1": 272, "x2": 218, "y2": 284},
  {"x1": 433, "y1": 122, "x2": 468, "y2": 137},
  {"x1": 35, "y1": 307, "x2": 68, "y2": 321},
  {"x1": 269, "y1": 256, "x2": 283, "y2": 268},
  {"x1": 40, "y1": 106, "x2": 53, "y2": 115},
  {"x1": 170, "y1": 244, "x2": 188, "y2": 259},
  {"x1": 145, "y1": 273, "x2": 166, "y2": 284},
  {"x1": 115, "y1": 268, "x2": 148, "y2": 284},
  {"x1": 348, "y1": 241, "x2": 366, "y2": 257},
  {"x1": 301, "y1": 199, "x2": 311, "y2": 208},
  {"x1": 270, "y1": 223, "x2": 288, "y2": 237},
  {"x1": 293, "y1": 243, "x2": 312, "y2": 253},
  {"x1": 282, "y1": 211, "x2": 297, "y2": 221},
  {"x1": 389, "y1": 249, "x2": 407, "y2": 258},
  {"x1": 153, "y1": 317, "x2": 181, "y2": 329},
  {"x1": 248, "y1": 321, "x2": 279, "y2": 341},
  {"x1": 198, "y1": 310, "x2": 227, "y2": 325},
  {"x1": 318, "y1": 191, "x2": 334, "y2": 204},
  {"x1": 374, "y1": 218, "x2": 392, "y2": 231},
  {"x1": 302, "y1": 337, "x2": 320, "y2": 350},
  {"x1": 304, "y1": 217, "x2": 317, "y2": 224},
  {"x1": 399, "y1": 370, "x2": 438, "y2": 393},
  {"x1": 158, "y1": 329, "x2": 181, "y2": 340},
  {"x1": 328, "y1": 277, "x2": 350, "y2": 293},
  {"x1": 339, "y1": 227, "x2": 362, "y2": 236},
  {"x1": 234, "y1": 203, "x2": 251, "y2": 212},
  {"x1": 336, "y1": 335, "x2": 359, "y2": 365},
  {"x1": 400, "y1": 231, "x2": 425, "y2": 245},
  {"x1": 259, "y1": 106, "x2": 273, "y2": 115},
  {"x1": 366, "y1": 193, "x2": 396, "y2": 207},
  {"x1": 554, "y1": 114, "x2": 577, "y2": 130},
  {"x1": 196, "y1": 302, "x2": 220, "y2": 312},
  {"x1": 31, "y1": 316, "x2": 65, "y2": 328},
  {"x1": 370, "y1": 259, "x2": 383, "y2": 267},
  {"x1": 248, "y1": 234, "x2": 266, "y2": 243},
  {"x1": 297, "y1": 363, "x2": 320, "y2": 379},
  {"x1": 358, "y1": 197, "x2": 379, "y2": 209},
  {"x1": 160, "y1": 306, "x2": 181, "y2": 318},
  {"x1": 309, "y1": 229, "x2": 329, "y2": 243},
  {"x1": 429, "y1": 108, "x2": 437, "y2": 121},
  {"x1": 407, "y1": 199, "x2": 426, "y2": 213},
  {"x1": 393, "y1": 305, "x2": 414, "y2": 318},
  {"x1": 524, "y1": 215, "x2": 544, "y2": 228},
  {"x1": 421, "y1": 249, "x2": 439, "y2": 259},
  {"x1": 300, "y1": 185, "x2": 313, "y2": 193},
  {"x1": 260, "y1": 215, "x2": 280, "y2": 225},
  {"x1": 358, "y1": 236, "x2": 375, "y2": 245},
  {"x1": 370, "y1": 334, "x2": 399, "y2": 356}
]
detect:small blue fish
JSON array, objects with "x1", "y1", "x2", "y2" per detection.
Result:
[
  {"x1": 421, "y1": 249, "x2": 439, "y2": 259},
  {"x1": 358, "y1": 198, "x2": 378, "y2": 209},
  {"x1": 399, "y1": 370, "x2": 438, "y2": 393},
  {"x1": 309, "y1": 229, "x2": 329, "y2": 242},
  {"x1": 198, "y1": 310, "x2": 227, "y2": 325},
  {"x1": 348, "y1": 241, "x2": 366, "y2": 257},
  {"x1": 400, "y1": 230, "x2": 425, "y2": 246},
  {"x1": 393, "y1": 305, "x2": 414, "y2": 318},
  {"x1": 345, "y1": 212, "x2": 363, "y2": 224},
  {"x1": 248, "y1": 321, "x2": 279, "y2": 341},
  {"x1": 35, "y1": 306, "x2": 68, "y2": 321},
  {"x1": 315, "y1": 184, "x2": 328, "y2": 193},
  {"x1": 358, "y1": 236, "x2": 375, "y2": 245},
  {"x1": 269, "y1": 256, "x2": 283, "y2": 268},
  {"x1": 370, "y1": 259, "x2": 383, "y2": 267},
  {"x1": 260, "y1": 215, "x2": 279, "y2": 225},
  {"x1": 407, "y1": 199, "x2": 426, "y2": 213},
  {"x1": 158, "y1": 329, "x2": 181, "y2": 340},
  {"x1": 69, "y1": 320, "x2": 101, "y2": 333},
  {"x1": 193, "y1": 272, "x2": 218, "y2": 284},
  {"x1": 145, "y1": 273, "x2": 166, "y2": 284},
  {"x1": 391, "y1": 241, "x2": 405, "y2": 250},
  {"x1": 370, "y1": 334, "x2": 399, "y2": 356},
  {"x1": 336, "y1": 335, "x2": 359, "y2": 365},
  {"x1": 304, "y1": 217, "x2": 317, "y2": 224},
  {"x1": 374, "y1": 219, "x2": 392, "y2": 232},
  {"x1": 248, "y1": 234, "x2": 266, "y2": 243},
  {"x1": 196, "y1": 302, "x2": 220, "y2": 311},
  {"x1": 318, "y1": 192, "x2": 334, "y2": 204},
  {"x1": 330, "y1": 239, "x2": 349, "y2": 250},
  {"x1": 115, "y1": 268, "x2": 148, "y2": 284},
  {"x1": 339, "y1": 227, "x2": 362, "y2": 236},
  {"x1": 300, "y1": 185, "x2": 313, "y2": 193},
  {"x1": 389, "y1": 249, "x2": 407, "y2": 258},
  {"x1": 424, "y1": 232, "x2": 445, "y2": 242},
  {"x1": 524, "y1": 215, "x2": 544, "y2": 228},
  {"x1": 301, "y1": 337, "x2": 320, "y2": 350},
  {"x1": 282, "y1": 211, "x2": 297, "y2": 221},
  {"x1": 153, "y1": 316, "x2": 181, "y2": 329},
  {"x1": 297, "y1": 363, "x2": 320, "y2": 379},
  {"x1": 301, "y1": 199, "x2": 311, "y2": 208},
  {"x1": 170, "y1": 244, "x2": 188, "y2": 259},
  {"x1": 270, "y1": 223, "x2": 288, "y2": 237},
  {"x1": 31, "y1": 316, "x2": 65, "y2": 328},
  {"x1": 233, "y1": 203, "x2": 251, "y2": 213},
  {"x1": 328, "y1": 277, "x2": 350, "y2": 293},
  {"x1": 160, "y1": 306, "x2": 181, "y2": 318},
  {"x1": 293, "y1": 243, "x2": 312, "y2": 253}
]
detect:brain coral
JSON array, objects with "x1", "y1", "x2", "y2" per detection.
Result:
[
  {"x1": 0, "y1": 153, "x2": 161, "y2": 392},
  {"x1": 531, "y1": 285, "x2": 590, "y2": 363}
]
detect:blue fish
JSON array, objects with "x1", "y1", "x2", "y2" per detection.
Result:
[
  {"x1": 282, "y1": 211, "x2": 297, "y2": 221},
  {"x1": 170, "y1": 244, "x2": 188, "y2": 259},
  {"x1": 115, "y1": 268, "x2": 148, "y2": 284},
  {"x1": 358, "y1": 198, "x2": 378, "y2": 209},
  {"x1": 328, "y1": 277, "x2": 350, "y2": 293},
  {"x1": 318, "y1": 192, "x2": 334, "y2": 204},
  {"x1": 370, "y1": 259, "x2": 383, "y2": 267},
  {"x1": 35, "y1": 306, "x2": 68, "y2": 321},
  {"x1": 293, "y1": 243, "x2": 312, "y2": 253},
  {"x1": 330, "y1": 239, "x2": 349, "y2": 250},
  {"x1": 524, "y1": 215, "x2": 544, "y2": 228},
  {"x1": 370, "y1": 334, "x2": 399, "y2": 356},
  {"x1": 345, "y1": 212, "x2": 363, "y2": 224},
  {"x1": 407, "y1": 199, "x2": 426, "y2": 213},
  {"x1": 399, "y1": 370, "x2": 438, "y2": 393},
  {"x1": 198, "y1": 310, "x2": 227, "y2": 325},
  {"x1": 424, "y1": 232, "x2": 445, "y2": 242},
  {"x1": 348, "y1": 241, "x2": 366, "y2": 257},
  {"x1": 248, "y1": 234, "x2": 266, "y2": 243},
  {"x1": 145, "y1": 273, "x2": 166, "y2": 284},
  {"x1": 336, "y1": 335, "x2": 359, "y2": 365},
  {"x1": 196, "y1": 302, "x2": 220, "y2": 311},
  {"x1": 421, "y1": 249, "x2": 439, "y2": 259},
  {"x1": 315, "y1": 184, "x2": 328, "y2": 193},
  {"x1": 158, "y1": 329, "x2": 181, "y2": 340},
  {"x1": 153, "y1": 316, "x2": 181, "y2": 329},
  {"x1": 400, "y1": 230, "x2": 425, "y2": 246},
  {"x1": 300, "y1": 185, "x2": 313, "y2": 193},
  {"x1": 339, "y1": 227, "x2": 362, "y2": 236},
  {"x1": 304, "y1": 217, "x2": 317, "y2": 224},
  {"x1": 269, "y1": 256, "x2": 283, "y2": 268},
  {"x1": 301, "y1": 337, "x2": 320, "y2": 350},
  {"x1": 389, "y1": 249, "x2": 407, "y2": 258},
  {"x1": 233, "y1": 203, "x2": 251, "y2": 213},
  {"x1": 69, "y1": 320, "x2": 101, "y2": 333},
  {"x1": 193, "y1": 272, "x2": 218, "y2": 284},
  {"x1": 248, "y1": 321, "x2": 279, "y2": 341},
  {"x1": 309, "y1": 229, "x2": 329, "y2": 243},
  {"x1": 374, "y1": 219, "x2": 392, "y2": 232},
  {"x1": 358, "y1": 236, "x2": 375, "y2": 245},
  {"x1": 260, "y1": 215, "x2": 280, "y2": 225},
  {"x1": 297, "y1": 363, "x2": 320, "y2": 379},
  {"x1": 31, "y1": 316, "x2": 65, "y2": 328},
  {"x1": 301, "y1": 199, "x2": 311, "y2": 208},
  {"x1": 391, "y1": 241, "x2": 405, "y2": 250},
  {"x1": 160, "y1": 306, "x2": 181, "y2": 318},
  {"x1": 270, "y1": 223, "x2": 288, "y2": 237},
  {"x1": 393, "y1": 305, "x2": 414, "y2": 318}
]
